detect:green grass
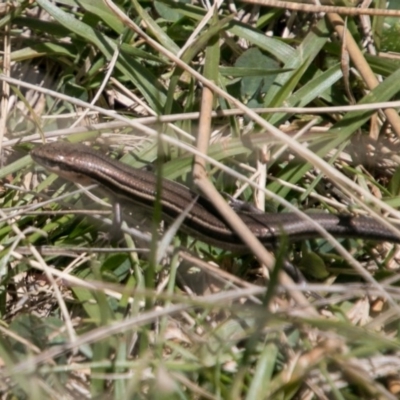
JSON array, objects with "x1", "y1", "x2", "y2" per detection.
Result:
[{"x1": 2, "y1": 1, "x2": 400, "y2": 398}]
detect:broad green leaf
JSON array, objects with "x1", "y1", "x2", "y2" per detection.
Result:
[
  {"x1": 235, "y1": 48, "x2": 280, "y2": 100},
  {"x1": 154, "y1": 0, "x2": 191, "y2": 22}
]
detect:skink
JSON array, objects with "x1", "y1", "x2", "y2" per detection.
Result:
[{"x1": 30, "y1": 142, "x2": 400, "y2": 250}]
